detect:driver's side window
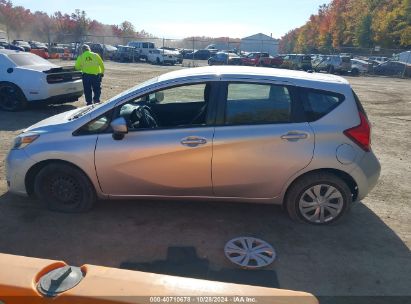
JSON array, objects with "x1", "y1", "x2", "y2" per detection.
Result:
[{"x1": 118, "y1": 83, "x2": 211, "y2": 131}]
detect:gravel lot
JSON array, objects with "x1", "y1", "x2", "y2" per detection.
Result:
[{"x1": 0, "y1": 61, "x2": 410, "y2": 300}]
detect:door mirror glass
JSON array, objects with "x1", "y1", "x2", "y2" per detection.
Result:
[
  {"x1": 155, "y1": 91, "x2": 164, "y2": 102},
  {"x1": 110, "y1": 117, "x2": 128, "y2": 139}
]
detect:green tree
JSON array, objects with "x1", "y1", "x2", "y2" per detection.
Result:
[
  {"x1": 120, "y1": 21, "x2": 135, "y2": 38},
  {"x1": 71, "y1": 9, "x2": 89, "y2": 41},
  {"x1": 355, "y1": 14, "x2": 373, "y2": 47}
]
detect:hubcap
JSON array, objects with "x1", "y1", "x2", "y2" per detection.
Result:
[
  {"x1": 224, "y1": 237, "x2": 275, "y2": 269},
  {"x1": 49, "y1": 175, "x2": 81, "y2": 205},
  {"x1": 299, "y1": 184, "x2": 344, "y2": 224}
]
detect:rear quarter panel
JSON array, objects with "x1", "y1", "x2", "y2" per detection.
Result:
[{"x1": 276, "y1": 84, "x2": 366, "y2": 203}]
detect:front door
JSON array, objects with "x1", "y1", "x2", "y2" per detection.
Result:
[
  {"x1": 212, "y1": 82, "x2": 314, "y2": 199},
  {"x1": 95, "y1": 82, "x2": 217, "y2": 197}
]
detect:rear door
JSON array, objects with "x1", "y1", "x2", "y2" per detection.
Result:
[{"x1": 212, "y1": 81, "x2": 314, "y2": 199}]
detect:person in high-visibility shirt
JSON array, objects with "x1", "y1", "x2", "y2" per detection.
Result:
[{"x1": 75, "y1": 44, "x2": 105, "y2": 105}]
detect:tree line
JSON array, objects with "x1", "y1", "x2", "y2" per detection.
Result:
[
  {"x1": 279, "y1": 0, "x2": 411, "y2": 54},
  {"x1": 0, "y1": 0, "x2": 152, "y2": 43}
]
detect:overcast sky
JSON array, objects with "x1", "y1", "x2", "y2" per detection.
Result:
[{"x1": 12, "y1": 0, "x2": 331, "y2": 39}]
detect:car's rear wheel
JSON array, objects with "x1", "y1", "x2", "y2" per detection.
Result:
[
  {"x1": 34, "y1": 163, "x2": 96, "y2": 213},
  {"x1": 285, "y1": 172, "x2": 352, "y2": 225},
  {"x1": 0, "y1": 83, "x2": 27, "y2": 111}
]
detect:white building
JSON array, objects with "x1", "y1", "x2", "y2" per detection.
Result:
[{"x1": 240, "y1": 33, "x2": 279, "y2": 56}]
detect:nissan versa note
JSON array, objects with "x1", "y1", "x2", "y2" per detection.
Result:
[{"x1": 6, "y1": 66, "x2": 381, "y2": 225}]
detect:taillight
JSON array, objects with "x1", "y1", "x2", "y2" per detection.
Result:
[{"x1": 344, "y1": 111, "x2": 371, "y2": 152}]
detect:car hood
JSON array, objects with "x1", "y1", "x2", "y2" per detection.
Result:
[
  {"x1": 19, "y1": 64, "x2": 60, "y2": 72},
  {"x1": 23, "y1": 107, "x2": 84, "y2": 133}
]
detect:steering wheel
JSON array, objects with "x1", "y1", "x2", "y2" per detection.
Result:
[{"x1": 138, "y1": 106, "x2": 158, "y2": 128}]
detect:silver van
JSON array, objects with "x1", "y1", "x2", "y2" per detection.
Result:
[{"x1": 6, "y1": 66, "x2": 380, "y2": 225}]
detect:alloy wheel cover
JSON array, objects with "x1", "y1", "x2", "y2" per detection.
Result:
[{"x1": 224, "y1": 237, "x2": 275, "y2": 269}]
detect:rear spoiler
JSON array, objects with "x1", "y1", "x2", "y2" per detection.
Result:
[{"x1": 43, "y1": 66, "x2": 82, "y2": 84}]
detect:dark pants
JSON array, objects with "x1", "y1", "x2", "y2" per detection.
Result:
[{"x1": 82, "y1": 74, "x2": 101, "y2": 105}]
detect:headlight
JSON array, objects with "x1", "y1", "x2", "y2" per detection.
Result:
[{"x1": 13, "y1": 133, "x2": 40, "y2": 149}]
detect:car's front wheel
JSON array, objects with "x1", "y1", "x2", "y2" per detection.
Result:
[
  {"x1": 285, "y1": 172, "x2": 352, "y2": 225},
  {"x1": 351, "y1": 68, "x2": 359, "y2": 76},
  {"x1": 34, "y1": 163, "x2": 96, "y2": 213}
]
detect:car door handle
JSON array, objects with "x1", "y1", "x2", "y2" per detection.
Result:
[
  {"x1": 281, "y1": 132, "x2": 308, "y2": 140},
  {"x1": 181, "y1": 136, "x2": 207, "y2": 147}
]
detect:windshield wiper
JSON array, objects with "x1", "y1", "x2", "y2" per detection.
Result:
[{"x1": 68, "y1": 105, "x2": 94, "y2": 121}]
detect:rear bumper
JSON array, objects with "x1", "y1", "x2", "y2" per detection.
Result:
[
  {"x1": 29, "y1": 91, "x2": 84, "y2": 105},
  {"x1": 350, "y1": 151, "x2": 381, "y2": 202},
  {"x1": 26, "y1": 79, "x2": 83, "y2": 104},
  {"x1": 163, "y1": 59, "x2": 177, "y2": 64},
  {"x1": 42, "y1": 91, "x2": 84, "y2": 104}
]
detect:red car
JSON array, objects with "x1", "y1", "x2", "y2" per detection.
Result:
[{"x1": 241, "y1": 52, "x2": 283, "y2": 67}]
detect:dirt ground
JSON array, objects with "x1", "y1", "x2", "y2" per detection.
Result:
[{"x1": 0, "y1": 60, "x2": 410, "y2": 300}]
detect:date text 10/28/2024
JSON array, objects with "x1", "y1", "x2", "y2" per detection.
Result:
[{"x1": 149, "y1": 296, "x2": 258, "y2": 303}]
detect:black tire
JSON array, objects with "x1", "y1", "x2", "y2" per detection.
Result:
[
  {"x1": 34, "y1": 163, "x2": 96, "y2": 213},
  {"x1": 0, "y1": 83, "x2": 28, "y2": 111},
  {"x1": 327, "y1": 65, "x2": 335, "y2": 74},
  {"x1": 285, "y1": 172, "x2": 352, "y2": 225},
  {"x1": 351, "y1": 68, "x2": 359, "y2": 76},
  {"x1": 156, "y1": 57, "x2": 161, "y2": 65}
]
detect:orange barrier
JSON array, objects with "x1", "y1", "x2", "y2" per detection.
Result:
[
  {"x1": 30, "y1": 49, "x2": 50, "y2": 59},
  {"x1": 0, "y1": 253, "x2": 318, "y2": 304},
  {"x1": 49, "y1": 53, "x2": 61, "y2": 59}
]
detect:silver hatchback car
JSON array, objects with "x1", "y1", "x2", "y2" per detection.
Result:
[{"x1": 6, "y1": 66, "x2": 380, "y2": 224}]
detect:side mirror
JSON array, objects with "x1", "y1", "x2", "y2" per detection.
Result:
[
  {"x1": 110, "y1": 117, "x2": 128, "y2": 140},
  {"x1": 155, "y1": 91, "x2": 164, "y2": 102}
]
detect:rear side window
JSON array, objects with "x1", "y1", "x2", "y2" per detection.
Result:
[
  {"x1": 225, "y1": 83, "x2": 291, "y2": 125},
  {"x1": 301, "y1": 89, "x2": 345, "y2": 121}
]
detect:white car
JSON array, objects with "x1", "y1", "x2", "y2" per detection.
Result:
[
  {"x1": 368, "y1": 56, "x2": 388, "y2": 64},
  {"x1": 351, "y1": 59, "x2": 370, "y2": 75},
  {"x1": 147, "y1": 49, "x2": 178, "y2": 65},
  {"x1": 0, "y1": 49, "x2": 83, "y2": 111}
]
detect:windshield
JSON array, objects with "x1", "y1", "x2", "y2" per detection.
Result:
[{"x1": 8, "y1": 53, "x2": 51, "y2": 66}]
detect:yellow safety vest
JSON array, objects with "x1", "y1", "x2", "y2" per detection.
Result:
[{"x1": 75, "y1": 50, "x2": 105, "y2": 75}]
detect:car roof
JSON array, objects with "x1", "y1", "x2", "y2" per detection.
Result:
[
  {"x1": 157, "y1": 66, "x2": 349, "y2": 85},
  {"x1": 0, "y1": 49, "x2": 25, "y2": 55}
]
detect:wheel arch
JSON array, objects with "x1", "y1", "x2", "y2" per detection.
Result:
[
  {"x1": 0, "y1": 81, "x2": 26, "y2": 97},
  {"x1": 25, "y1": 159, "x2": 97, "y2": 197},
  {"x1": 282, "y1": 168, "x2": 358, "y2": 207}
]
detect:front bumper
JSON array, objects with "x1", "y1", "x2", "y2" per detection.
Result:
[{"x1": 5, "y1": 148, "x2": 36, "y2": 196}]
